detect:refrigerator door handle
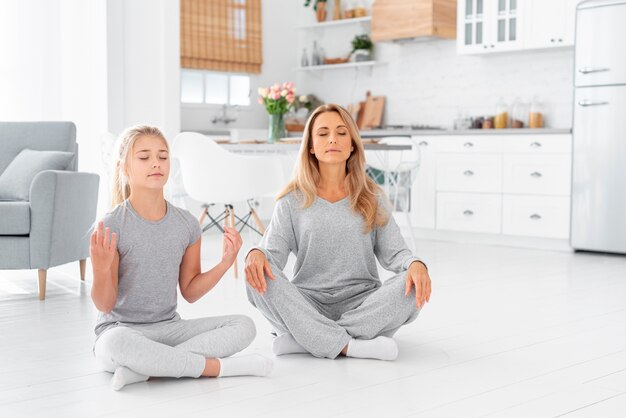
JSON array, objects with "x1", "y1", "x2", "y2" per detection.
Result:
[
  {"x1": 577, "y1": 67, "x2": 611, "y2": 74},
  {"x1": 577, "y1": 100, "x2": 610, "y2": 107}
]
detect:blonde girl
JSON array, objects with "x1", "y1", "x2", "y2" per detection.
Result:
[{"x1": 91, "y1": 125, "x2": 272, "y2": 390}]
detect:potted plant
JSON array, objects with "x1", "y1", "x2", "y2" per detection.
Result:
[
  {"x1": 351, "y1": 33, "x2": 373, "y2": 62},
  {"x1": 304, "y1": 0, "x2": 328, "y2": 22}
]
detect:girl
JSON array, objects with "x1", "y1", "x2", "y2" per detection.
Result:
[
  {"x1": 91, "y1": 125, "x2": 272, "y2": 391},
  {"x1": 245, "y1": 104, "x2": 432, "y2": 360}
]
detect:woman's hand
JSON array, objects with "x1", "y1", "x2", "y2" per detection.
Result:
[
  {"x1": 405, "y1": 261, "x2": 431, "y2": 309},
  {"x1": 245, "y1": 249, "x2": 274, "y2": 294},
  {"x1": 90, "y1": 221, "x2": 117, "y2": 274},
  {"x1": 221, "y1": 226, "x2": 243, "y2": 267}
]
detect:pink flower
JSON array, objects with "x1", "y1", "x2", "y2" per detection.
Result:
[
  {"x1": 258, "y1": 97, "x2": 264, "y2": 104},
  {"x1": 286, "y1": 94, "x2": 295, "y2": 104},
  {"x1": 280, "y1": 89, "x2": 288, "y2": 97},
  {"x1": 284, "y1": 81, "x2": 294, "y2": 90},
  {"x1": 273, "y1": 91, "x2": 281, "y2": 100}
]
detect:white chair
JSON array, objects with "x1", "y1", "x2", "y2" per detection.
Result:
[
  {"x1": 173, "y1": 132, "x2": 286, "y2": 276},
  {"x1": 365, "y1": 136, "x2": 421, "y2": 252}
]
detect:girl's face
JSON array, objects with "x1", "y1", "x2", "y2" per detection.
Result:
[
  {"x1": 309, "y1": 111, "x2": 354, "y2": 166},
  {"x1": 124, "y1": 135, "x2": 170, "y2": 192}
]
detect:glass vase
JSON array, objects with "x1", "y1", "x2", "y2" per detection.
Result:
[{"x1": 268, "y1": 113, "x2": 285, "y2": 144}]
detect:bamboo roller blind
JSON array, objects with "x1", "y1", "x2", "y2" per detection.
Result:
[{"x1": 181, "y1": 0, "x2": 262, "y2": 73}]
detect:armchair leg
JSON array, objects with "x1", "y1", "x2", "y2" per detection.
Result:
[
  {"x1": 38, "y1": 269, "x2": 47, "y2": 300},
  {"x1": 79, "y1": 259, "x2": 86, "y2": 281}
]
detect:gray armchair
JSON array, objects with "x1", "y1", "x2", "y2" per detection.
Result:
[{"x1": 0, "y1": 122, "x2": 99, "y2": 300}]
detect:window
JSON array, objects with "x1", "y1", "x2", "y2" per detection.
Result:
[{"x1": 181, "y1": 70, "x2": 250, "y2": 106}]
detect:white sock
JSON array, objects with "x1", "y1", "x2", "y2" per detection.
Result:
[
  {"x1": 272, "y1": 333, "x2": 309, "y2": 356},
  {"x1": 346, "y1": 336, "x2": 399, "y2": 361},
  {"x1": 111, "y1": 366, "x2": 149, "y2": 391},
  {"x1": 217, "y1": 354, "x2": 273, "y2": 377}
]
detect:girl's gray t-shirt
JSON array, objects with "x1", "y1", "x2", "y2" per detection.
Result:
[{"x1": 94, "y1": 200, "x2": 201, "y2": 337}]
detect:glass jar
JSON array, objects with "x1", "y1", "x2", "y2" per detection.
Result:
[
  {"x1": 494, "y1": 98, "x2": 508, "y2": 129},
  {"x1": 509, "y1": 97, "x2": 527, "y2": 129},
  {"x1": 529, "y1": 96, "x2": 545, "y2": 128}
]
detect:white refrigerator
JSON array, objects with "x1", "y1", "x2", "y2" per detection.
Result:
[{"x1": 571, "y1": 0, "x2": 626, "y2": 254}]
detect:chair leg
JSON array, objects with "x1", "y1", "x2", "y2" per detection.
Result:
[
  {"x1": 250, "y1": 208, "x2": 266, "y2": 235},
  {"x1": 79, "y1": 259, "x2": 86, "y2": 281},
  {"x1": 199, "y1": 207, "x2": 209, "y2": 224},
  {"x1": 227, "y1": 206, "x2": 239, "y2": 279},
  {"x1": 38, "y1": 269, "x2": 47, "y2": 300}
]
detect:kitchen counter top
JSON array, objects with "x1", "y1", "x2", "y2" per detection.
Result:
[{"x1": 358, "y1": 128, "x2": 572, "y2": 137}]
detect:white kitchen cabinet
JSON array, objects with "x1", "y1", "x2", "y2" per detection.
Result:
[
  {"x1": 502, "y1": 195, "x2": 571, "y2": 238},
  {"x1": 428, "y1": 133, "x2": 572, "y2": 239},
  {"x1": 436, "y1": 154, "x2": 503, "y2": 193},
  {"x1": 502, "y1": 154, "x2": 571, "y2": 195},
  {"x1": 409, "y1": 137, "x2": 436, "y2": 229},
  {"x1": 458, "y1": 0, "x2": 523, "y2": 54},
  {"x1": 525, "y1": 0, "x2": 583, "y2": 49},
  {"x1": 458, "y1": 0, "x2": 583, "y2": 54},
  {"x1": 437, "y1": 192, "x2": 502, "y2": 233}
]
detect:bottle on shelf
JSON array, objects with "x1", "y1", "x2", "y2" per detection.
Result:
[
  {"x1": 311, "y1": 41, "x2": 320, "y2": 66},
  {"x1": 510, "y1": 97, "x2": 528, "y2": 128},
  {"x1": 301, "y1": 48, "x2": 309, "y2": 67}
]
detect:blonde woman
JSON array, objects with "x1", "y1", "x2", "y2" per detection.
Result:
[
  {"x1": 245, "y1": 104, "x2": 432, "y2": 360},
  {"x1": 91, "y1": 125, "x2": 272, "y2": 391}
]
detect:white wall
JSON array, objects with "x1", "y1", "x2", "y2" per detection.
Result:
[
  {"x1": 180, "y1": 0, "x2": 299, "y2": 132},
  {"x1": 106, "y1": 0, "x2": 180, "y2": 140},
  {"x1": 297, "y1": 39, "x2": 574, "y2": 129}
]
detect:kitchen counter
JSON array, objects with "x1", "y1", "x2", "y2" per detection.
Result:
[{"x1": 358, "y1": 128, "x2": 571, "y2": 137}]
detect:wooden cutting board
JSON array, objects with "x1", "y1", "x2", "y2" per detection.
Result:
[{"x1": 360, "y1": 91, "x2": 385, "y2": 130}]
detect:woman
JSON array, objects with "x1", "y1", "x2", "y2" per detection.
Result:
[
  {"x1": 245, "y1": 104, "x2": 431, "y2": 360},
  {"x1": 91, "y1": 125, "x2": 272, "y2": 390}
]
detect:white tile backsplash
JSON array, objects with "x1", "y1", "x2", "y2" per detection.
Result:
[{"x1": 299, "y1": 39, "x2": 575, "y2": 129}]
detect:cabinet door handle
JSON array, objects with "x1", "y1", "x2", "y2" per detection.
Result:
[
  {"x1": 463, "y1": 142, "x2": 474, "y2": 148},
  {"x1": 577, "y1": 100, "x2": 610, "y2": 107},
  {"x1": 463, "y1": 210, "x2": 474, "y2": 216},
  {"x1": 578, "y1": 67, "x2": 610, "y2": 74},
  {"x1": 463, "y1": 170, "x2": 474, "y2": 176},
  {"x1": 418, "y1": 140, "x2": 429, "y2": 146},
  {"x1": 530, "y1": 171, "x2": 542, "y2": 178},
  {"x1": 550, "y1": 38, "x2": 555, "y2": 43},
  {"x1": 558, "y1": 38, "x2": 563, "y2": 42},
  {"x1": 530, "y1": 142, "x2": 542, "y2": 148},
  {"x1": 530, "y1": 214, "x2": 542, "y2": 220}
]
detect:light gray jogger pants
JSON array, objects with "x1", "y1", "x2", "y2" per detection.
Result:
[
  {"x1": 246, "y1": 264, "x2": 419, "y2": 359},
  {"x1": 93, "y1": 314, "x2": 256, "y2": 378}
]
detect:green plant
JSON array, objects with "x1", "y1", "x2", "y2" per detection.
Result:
[
  {"x1": 351, "y1": 34, "x2": 373, "y2": 53},
  {"x1": 303, "y1": 0, "x2": 327, "y2": 10}
]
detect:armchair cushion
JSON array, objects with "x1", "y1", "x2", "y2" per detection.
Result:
[
  {"x1": 0, "y1": 201, "x2": 30, "y2": 235},
  {"x1": 0, "y1": 149, "x2": 74, "y2": 201}
]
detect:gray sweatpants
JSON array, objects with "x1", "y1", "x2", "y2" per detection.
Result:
[
  {"x1": 246, "y1": 263, "x2": 419, "y2": 359},
  {"x1": 93, "y1": 314, "x2": 256, "y2": 378}
]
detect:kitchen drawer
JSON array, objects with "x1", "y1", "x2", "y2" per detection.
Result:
[
  {"x1": 503, "y1": 134, "x2": 572, "y2": 154},
  {"x1": 436, "y1": 192, "x2": 502, "y2": 234},
  {"x1": 435, "y1": 136, "x2": 502, "y2": 153},
  {"x1": 502, "y1": 195, "x2": 571, "y2": 239},
  {"x1": 437, "y1": 154, "x2": 502, "y2": 193},
  {"x1": 502, "y1": 154, "x2": 571, "y2": 195}
]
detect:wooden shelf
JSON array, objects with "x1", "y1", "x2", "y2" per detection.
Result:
[
  {"x1": 294, "y1": 61, "x2": 379, "y2": 72},
  {"x1": 297, "y1": 16, "x2": 371, "y2": 30}
]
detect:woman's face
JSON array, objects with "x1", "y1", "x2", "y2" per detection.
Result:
[
  {"x1": 309, "y1": 111, "x2": 354, "y2": 166},
  {"x1": 124, "y1": 135, "x2": 170, "y2": 191}
]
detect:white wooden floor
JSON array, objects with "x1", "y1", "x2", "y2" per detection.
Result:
[{"x1": 1, "y1": 233, "x2": 626, "y2": 418}]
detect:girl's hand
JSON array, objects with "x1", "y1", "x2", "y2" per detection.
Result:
[
  {"x1": 245, "y1": 249, "x2": 274, "y2": 294},
  {"x1": 405, "y1": 261, "x2": 431, "y2": 309},
  {"x1": 90, "y1": 221, "x2": 117, "y2": 273},
  {"x1": 221, "y1": 226, "x2": 243, "y2": 267}
]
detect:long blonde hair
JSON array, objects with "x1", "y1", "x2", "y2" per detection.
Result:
[
  {"x1": 277, "y1": 104, "x2": 388, "y2": 232},
  {"x1": 110, "y1": 125, "x2": 168, "y2": 208}
]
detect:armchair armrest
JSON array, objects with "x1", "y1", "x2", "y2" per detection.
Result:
[{"x1": 29, "y1": 170, "x2": 100, "y2": 269}]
